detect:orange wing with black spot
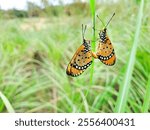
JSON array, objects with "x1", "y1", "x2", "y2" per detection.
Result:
[
  {"x1": 66, "y1": 39, "x2": 92, "y2": 77},
  {"x1": 95, "y1": 13, "x2": 116, "y2": 66},
  {"x1": 96, "y1": 28, "x2": 116, "y2": 66}
]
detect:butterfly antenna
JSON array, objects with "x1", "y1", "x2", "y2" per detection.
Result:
[
  {"x1": 105, "y1": 12, "x2": 115, "y2": 28},
  {"x1": 96, "y1": 15, "x2": 105, "y2": 27},
  {"x1": 82, "y1": 24, "x2": 87, "y2": 40}
]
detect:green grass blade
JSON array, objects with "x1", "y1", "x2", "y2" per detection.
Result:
[
  {"x1": 0, "y1": 91, "x2": 15, "y2": 113},
  {"x1": 142, "y1": 74, "x2": 150, "y2": 112},
  {"x1": 114, "y1": 0, "x2": 144, "y2": 112},
  {"x1": 80, "y1": 91, "x2": 89, "y2": 112},
  {"x1": 89, "y1": 0, "x2": 96, "y2": 85}
]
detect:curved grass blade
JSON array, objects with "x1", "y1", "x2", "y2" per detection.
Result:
[
  {"x1": 0, "y1": 91, "x2": 15, "y2": 113},
  {"x1": 114, "y1": 0, "x2": 144, "y2": 112},
  {"x1": 142, "y1": 74, "x2": 150, "y2": 112}
]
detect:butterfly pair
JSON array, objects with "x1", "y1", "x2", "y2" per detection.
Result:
[{"x1": 66, "y1": 13, "x2": 116, "y2": 77}]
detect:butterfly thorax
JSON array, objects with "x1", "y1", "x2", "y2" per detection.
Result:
[
  {"x1": 99, "y1": 28, "x2": 107, "y2": 43},
  {"x1": 83, "y1": 39, "x2": 91, "y2": 52}
]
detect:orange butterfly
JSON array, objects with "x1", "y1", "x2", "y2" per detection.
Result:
[
  {"x1": 66, "y1": 25, "x2": 93, "y2": 77},
  {"x1": 96, "y1": 13, "x2": 116, "y2": 66}
]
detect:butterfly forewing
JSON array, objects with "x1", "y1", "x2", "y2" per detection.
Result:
[
  {"x1": 95, "y1": 13, "x2": 116, "y2": 66},
  {"x1": 96, "y1": 29, "x2": 116, "y2": 66},
  {"x1": 66, "y1": 40, "x2": 92, "y2": 77}
]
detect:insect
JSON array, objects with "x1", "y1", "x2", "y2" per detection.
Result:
[
  {"x1": 96, "y1": 13, "x2": 116, "y2": 66},
  {"x1": 66, "y1": 25, "x2": 93, "y2": 77}
]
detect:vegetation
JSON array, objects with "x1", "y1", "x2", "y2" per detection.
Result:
[
  {"x1": 0, "y1": 1, "x2": 91, "y2": 18},
  {"x1": 0, "y1": 0, "x2": 150, "y2": 112}
]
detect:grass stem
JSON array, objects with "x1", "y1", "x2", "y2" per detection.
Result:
[{"x1": 90, "y1": 0, "x2": 96, "y2": 85}]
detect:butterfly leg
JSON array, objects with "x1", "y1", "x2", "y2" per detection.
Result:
[{"x1": 92, "y1": 52, "x2": 98, "y2": 59}]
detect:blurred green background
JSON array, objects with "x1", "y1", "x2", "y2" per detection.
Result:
[{"x1": 0, "y1": 0, "x2": 150, "y2": 113}]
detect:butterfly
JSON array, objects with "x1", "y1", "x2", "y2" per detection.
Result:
[
  {"x1": 96, "y1": 13, "x2": 116, "y2": 66},
  {"x1": 66, "y1": 24, "x2": 93, "y2": 77}
]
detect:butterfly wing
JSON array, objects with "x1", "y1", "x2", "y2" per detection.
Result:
[
  {"x1": 96, "y1": 34, "x2": 116, "y2": 66},
  {"x1": 66, "y1": 40, "x2": 92, "y2": 77}
]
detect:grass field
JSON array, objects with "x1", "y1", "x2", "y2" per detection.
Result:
[{"x1": 0, "y1": 0, "x2": 150, "y2": 112}]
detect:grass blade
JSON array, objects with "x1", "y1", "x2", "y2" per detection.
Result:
[
  {"x1": 80, "y1": 91, "x2": 89, "y2": 112},
  {"x1": 0, "y1": 91, "x2": 15, "y2": 113},
  {"x1": 142, "y1": 74, "x2": 150, "y2": 112},
  {"x1": 114, "y1": 0, "x2": 144, "y2": 112}
]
